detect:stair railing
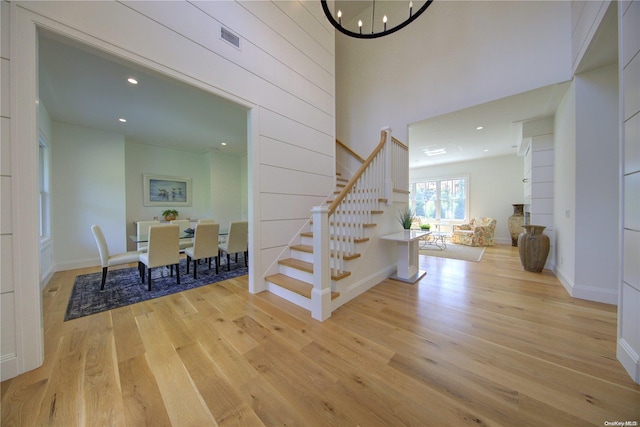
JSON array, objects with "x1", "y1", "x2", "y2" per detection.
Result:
[{"x1": 311, "y1": 128, "x2": 408, "y2": 321}]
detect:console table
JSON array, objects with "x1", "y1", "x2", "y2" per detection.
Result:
[{"x1": 380, "y1": 230, "x2": 430, "y2": 284}]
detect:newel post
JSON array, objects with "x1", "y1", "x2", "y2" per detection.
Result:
[
  {"x1": 382, "y1": 126, "x2": 392, "y2": 204},
  {"x1": 311, "y1": 205, "x2": 331, "y2": 321}
]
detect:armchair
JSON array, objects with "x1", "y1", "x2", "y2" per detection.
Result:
[{"x1": 451, "y1": 217, "x2": 496, "y2": 247}]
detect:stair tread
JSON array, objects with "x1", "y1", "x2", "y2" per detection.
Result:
[
  {"x1": 291, "y1": 244, "x2": 361, "y2": 260},
  {"x1": 266, "y1": 273, "x2": 340, "y2": 300},
  {"x1": 278, "y1": 258, "x2": 351, "y2": 281}
]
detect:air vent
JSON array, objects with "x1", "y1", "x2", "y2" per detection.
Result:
[{"x1": 220, "y1": 26, "x2": 241, "y2": 49}]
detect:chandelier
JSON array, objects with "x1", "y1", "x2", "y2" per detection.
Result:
[{"x1": 321, "y1": 0, "x2": 433, "y2": 39}]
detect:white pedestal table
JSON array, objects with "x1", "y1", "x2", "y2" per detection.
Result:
[{"x1": 380, "y1": 230, "x2": 430, "y2": 284}]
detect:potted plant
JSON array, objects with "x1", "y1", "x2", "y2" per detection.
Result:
[
  {"x1": 162, "y1": 209, "x2": 179, "y2": 221},
  {"x1": 397, "y1": 207, "x2": 415, "y2": 230},
  {"x1": 420, "y1": 223, "x2": 431, "y2": 230}
]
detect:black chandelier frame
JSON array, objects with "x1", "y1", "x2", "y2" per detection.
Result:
[{"x1": 321, "y1": 0, "x2": 433, "y2": 39}]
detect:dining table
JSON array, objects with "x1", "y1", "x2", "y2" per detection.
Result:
[{"x1": 130, "y1": 230, "x2": 228, "y2": 244}]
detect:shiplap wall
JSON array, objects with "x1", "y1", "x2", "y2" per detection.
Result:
[
  {"x1": 3, "y1": 0, "x2": 335, "y2": 379},
  {"x1": 0, "y1": 0, "x2": 15, "y2": 381},
  {"x1": 619, "y1": 0, "x2": 640, "y2": 384}
]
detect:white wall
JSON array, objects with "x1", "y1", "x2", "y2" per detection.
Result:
[
  {"x1": 124, "y1": 140, "x2": 215, "y2": 250},
  {"x1": 410, "y1": 154, "x2": 523, "y2": 244},
  {"x1": 554, "y1": 81, "x2": 577, "y2": 291},
  {"x1": 554, "y1": 64, "x2": 619, "y2": 305},
  {"x1": 208, "y1": 151, "x2": 246, "y2": 229},
  {"x1": 573, "y1": 64, "x2": 619, "y2": 302},
  {"x1": 336, "y1": 1, "x2": 572, "y2": 155},
  {"x1": 51, "y1": 121, "x2": 127, "y2": 270}
]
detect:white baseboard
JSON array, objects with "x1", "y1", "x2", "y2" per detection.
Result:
[
  {"x1": 0, "y1": 353, "x2": 17, "y2": 382},
  {"x1": 556, "y1": 267, "x2": 618, "y2": 305},
  {"x1": 618, "y1": 338, "x2": 640, "y2": 384},
  {"x1": 55, "y1": 257, "x2": 100, "y2": 272}
]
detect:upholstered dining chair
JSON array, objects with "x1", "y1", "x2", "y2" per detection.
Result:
[
  {"x1": 91, "y1": 224, "x2": 142, "y2": 290},
  {"x1": 184, "y1": 222, "x2": 219, "y2": 278},
  {"x1": 198, "y1": 219, "x2": 216, "y2": 224},
  {"x1": 138, "y1": 224, "x2": 180, "y2": 291},
  {"x1": 218, "y1": 220, "x2": 248, "y2": 271},
  {"x1": 170, "y1": 219, "x2": 193, "y2": 251},
  {"x1": 136, "y1": 220, "x2": 160, "y2": 252}
]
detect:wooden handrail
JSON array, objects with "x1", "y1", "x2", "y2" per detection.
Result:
[
  {"x1": 336, "y1": 139, "x2": 366, "y2": 163},
  {"x1": 328, "y1": 131, "x2": 387, "y2": 216},
  {"x1": 391, "y1": 136, "x2": 408, "y2": 150}
]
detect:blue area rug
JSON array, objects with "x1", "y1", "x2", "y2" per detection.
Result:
[{"x1": 64, "y1": 258, "x2": 247, "y2": 321}]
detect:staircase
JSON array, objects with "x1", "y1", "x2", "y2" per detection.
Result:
[{"x1": 264, "y1": 129, "x2": 409, "y2": 320}]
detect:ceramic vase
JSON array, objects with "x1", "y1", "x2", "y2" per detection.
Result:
[
  {"x1": 508, "y1": 204, "x2": 525, "y2": 246},
  {"x1": 518, "y1": 225, "x2": 550, "y2": 272}
]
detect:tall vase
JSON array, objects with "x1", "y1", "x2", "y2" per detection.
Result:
[
  {"x1": 518, "y1": 225, "x2": 550, "y2": 272},
  {"x1": 508, "y1": 204, "x2": 525, "y2": 246}
]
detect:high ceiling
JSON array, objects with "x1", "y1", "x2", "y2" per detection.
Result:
[
  {"x1": 38, "y1": 2, "x2": 617, "y2": 168},
  {"x1": 407, "y1": 83, "x2": 571, "y2": 169},
  {"x1": 407, "y1": 0, "x2": 618, "y2": 169},
  {"x1": 38, "y1": 31, "x2": 248, "y2": 157}
]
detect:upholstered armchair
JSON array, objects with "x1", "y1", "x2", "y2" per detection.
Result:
[{"x1": 451, "y1": 217, "x2": 497, "y2": 247}]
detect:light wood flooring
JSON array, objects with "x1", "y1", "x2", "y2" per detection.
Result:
[{"x1": 2, "y1": 244, "x2": 639, "y2": 426}]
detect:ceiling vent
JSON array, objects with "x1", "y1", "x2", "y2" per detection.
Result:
[{"x1": 220, "y1": 26, "x2": 241, "y2": 50}]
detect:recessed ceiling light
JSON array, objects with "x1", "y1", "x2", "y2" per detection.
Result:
[
  {"x1": 221, "y1": 142, "x2": 227, "y2": 146},
  {"x1": 118, "y1": 118, "x2": 127, "y2": 123},
  {"x1": 484, "y1": 149, "x2": 489, "y2": 152},
  {"x1": 423, "y1": 148, "x2": 447, "y2": 156},
  {"x1": 127, "y1": 78, "x2": 138, "y2": 85},
  {"x1": 476, "y1": 126, "x2": 484, "y2": 130}
]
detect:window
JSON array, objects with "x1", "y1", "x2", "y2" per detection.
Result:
[
  {"x1": 39, "y1": 134, "x2": 50, "y2": 240},
  {"x1": 410, "y1": 176, "x2": 468, "y2": 223}
]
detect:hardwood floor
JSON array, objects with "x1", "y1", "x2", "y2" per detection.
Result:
[{"x1": 2, "y1": 244, "x2": 639, "y2": 426}]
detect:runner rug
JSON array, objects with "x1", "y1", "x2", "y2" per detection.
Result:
[{"x1": 65, "y1": 258, "x2": 247, "y2": 321}]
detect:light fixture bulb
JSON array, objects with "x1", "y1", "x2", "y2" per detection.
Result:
[{"x1": 321, "y1": 0, "x2": 432, "y2": 39}]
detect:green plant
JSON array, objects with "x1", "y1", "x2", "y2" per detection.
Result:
[
  {"x1": 161, "y1": 209, "x2": 179, "y2": 219},
  {"x1": 397, "y1": 207, "x2": 415, "y2": 230},
  {"x1": 420, "y1": 223, "x2": 431, "y2": 230}
]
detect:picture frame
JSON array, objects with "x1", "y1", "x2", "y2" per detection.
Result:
[{"x1": 143, "y1": 174, "x2": 192, "y2": 207}]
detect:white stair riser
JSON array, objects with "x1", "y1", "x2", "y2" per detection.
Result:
[
  {"x1": 290, "y1": 249, "x2": 355, "y2": 270},
  {"x1": 279, "y1": 264, "x2": 314, "y2": 283},
  {"x1": 265, "y1": 282, "x2": 311, "y2": 309}
]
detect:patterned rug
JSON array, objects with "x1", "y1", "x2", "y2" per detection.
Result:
[
  {"x1": 420, "y1": 242, "x2": 486, "y2": 262},
  {"x1": 65, "y1": 258, "x2": 247, "y2": 321}
]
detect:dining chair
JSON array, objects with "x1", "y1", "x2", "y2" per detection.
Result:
[
  {"x1": 170, "y1": 219, "x2": 193, "y2": 251},
  {"x1": 91, "y1": 224, "x2": 142, "y2": 290},
  {"x1": 198, "y1": 219, "x2": 216, "y2": 224},
  {"x1": 138, "y1": 224, "x2": 180, "y2": 291},
  {"x1": 218, "y1": 220, "x2": 248, "y2": 271},
  {"x1": 184, "y1": 222, "x2": 219, "y2": 278},
  {"x1": 136, "y1": 220, "x2": 160, "y2": 252}
]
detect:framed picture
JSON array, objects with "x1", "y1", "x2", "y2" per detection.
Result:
[{"x1": 143, "y1": 174, "x2": 192, "y2": 207}]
